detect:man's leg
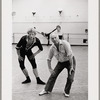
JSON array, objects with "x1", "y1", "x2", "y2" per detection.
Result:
[
  {"x1": 33, "y1": 68, "x2": 45, "y2": 85},
  {"x1": 45, "y1": 62, "x2": 64, "y2": 92},
  {"x1": 27, "y1": 55, "x2": 45, "y2": 85},
  {"x1": 39, "y1": 62, "x2": 65, "y2": 96},
  {"x1": 18, "y1": 58, "x2": 31, "y2": 84},
  {"x1": 64, "y1": 71, "x2": 75, "y2": 95},
  {"x1": 64, "y1": 57, "x2": 76, "y2": 96}
]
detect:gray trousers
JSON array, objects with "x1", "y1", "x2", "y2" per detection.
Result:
[{"x1": 45, "y1": 56, "x2": 76, "y2": 94}]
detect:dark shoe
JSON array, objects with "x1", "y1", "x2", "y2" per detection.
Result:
[
  {"x1": 22, "y1": 78, "x2": 31, "y2": 84},
  {"x1": 37, "y1": 78, "x2": 45, "y2": 85},
  {"x1": 37, "y1": 80, "x2": 46, "y2": 85}
]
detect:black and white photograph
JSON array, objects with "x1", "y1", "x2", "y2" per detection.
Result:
[
  {"x1": 1, "y1": 0, "x2": 99, "y2": 100},
  {"x1": 12, "y1": 0, "x2": 88, "y2": 100}
]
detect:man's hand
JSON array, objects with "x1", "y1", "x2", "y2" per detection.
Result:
[
  {"x1": 69, "y1": 67, "x2": 74, "y2": 75},
  {"x1": 29, "y1": 54, "x2": 35, "y2": 60},
  {"x1": 18, "y1": 55, "x2": 24, "y2": 61},
  {"x1": 25, "y1": 48, "x2": 29, "y2": 52},
  {"x1": 33, "y1": 53, "x2": 37, "y2": 57}
]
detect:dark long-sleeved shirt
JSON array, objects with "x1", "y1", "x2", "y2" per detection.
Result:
[{"x1": 16, "y1": 35, "x2": 43, "y2": 54}]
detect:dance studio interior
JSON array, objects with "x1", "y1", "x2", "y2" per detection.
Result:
[{"x1": 12, "y1": 0, "x2": 88, "y2": 100}]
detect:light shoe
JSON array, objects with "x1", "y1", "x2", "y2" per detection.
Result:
[
  {"x1": 39, "y1": 89, "x2": 50, "y2": 96},
  {"x1": 64, "y1": 92, "x2": 69, "y2": 97}
]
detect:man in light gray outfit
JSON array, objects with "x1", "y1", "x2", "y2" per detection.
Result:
[{"x1": 39, "y1": 34, "x2": 76, "y2": 97}]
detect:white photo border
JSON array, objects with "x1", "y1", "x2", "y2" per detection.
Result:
[
  {"x1": 88, "y1": 0, "x2": 99, "y2": 100},
  {"x1": 1, "y1": 0, "x2": 99, "y2": 100}
]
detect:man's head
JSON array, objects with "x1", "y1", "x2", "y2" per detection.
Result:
[
  {"x1": 50, "y1": 34, "x2": 59, "y2": 45},
  {"x1": 27, "y1": 28, "x2": 36, "y2": 39}
]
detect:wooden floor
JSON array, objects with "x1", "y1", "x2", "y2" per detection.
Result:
[{"x1": 12, "y1": 45, "x2": 88, "y2": 100}]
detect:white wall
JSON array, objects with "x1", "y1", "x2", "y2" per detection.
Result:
[
  {"x1": 13, "y1": 22, "x2": 88, "y2": 33},
  {"x1": 12, "y1": 0, "x2": 88, "y2": 45},
  {"x1": 12, "y1": 0, "x2": 88, "y2": 22}
]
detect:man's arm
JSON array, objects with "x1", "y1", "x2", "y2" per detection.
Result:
[
  {"x1": 69, "y1": 55, "x2": 75, "y2": 75},
  {"x1": 47, "y1": 59, "x2": 52, "y2": 70},
  {"x1": 33, "y1": 38, "x2": 43, "y2": 57},
  {"x1": 29, "y1": 49, "x2": 42, "y2": 60},
  {"x1": 15, "y1": 36, "x2": 24, "y2": 61},
  {"x1": 33, "y1": 49, "x2": 42, "y2": 57},
  {"x1": 63, "y1": 41, "x2": 74, "y2": 74},
  {"x1": 16, "y1": 48, "x2": 20, "y2": 56},
  {"x1": 47, "y1": 59, "x2": 54, "y2": 74},
  {"x1": 47, "y1": 46, "x2": 54, "y2": 74},
  {"x1": 16, "y1": 47, "x2": 24, "y2": 61},
  {"x1": 68, "y1": 55, "x2": 73, "y2": 68}
]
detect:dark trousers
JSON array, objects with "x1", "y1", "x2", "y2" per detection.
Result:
[
  {"x1": 45, "y1": 56, "x2": 76, "y2": 94},
  {"x1": 18, "y1": 50, "x2": 37, "y2": 70}
]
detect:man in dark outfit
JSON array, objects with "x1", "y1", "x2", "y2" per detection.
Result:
[
  {"x1": 16, "y1": 28, "x2": 45, "y2": 85},
  {"x1": 41, "y1": 25, "x2": 63, "y2": 46}
]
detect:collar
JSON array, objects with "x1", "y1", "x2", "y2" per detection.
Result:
[{"x1": 59, "y1": 40, "x2": 63, "y2": 45}]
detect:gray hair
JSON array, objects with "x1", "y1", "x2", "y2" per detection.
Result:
[{"x1": 50, "y1": 34, "x2": 59, "y2": 39}]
